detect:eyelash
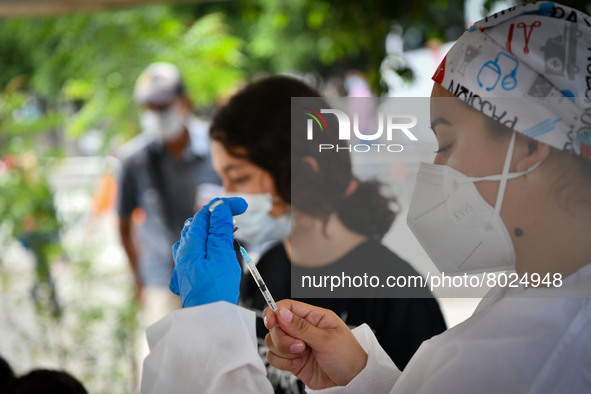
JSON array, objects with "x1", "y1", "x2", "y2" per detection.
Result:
[{"x1": 232, "y1": 176, "x2": 249, "y2": 184}]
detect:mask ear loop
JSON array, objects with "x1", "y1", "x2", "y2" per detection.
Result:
[
  {"x1": 524, "y1": 146, "x2": 549, "y2": 173},
  {"x1": 492, "y1": 131, "x2": 550, "y2": 220},
  {"x1": 491, "y1": 130, "x2": 517, "y2": 224}
]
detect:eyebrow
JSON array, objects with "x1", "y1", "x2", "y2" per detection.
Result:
[
  {"x1": 222, "y1": 163, "x2": 244, "y2": 174},
  {"x1": 430, "y1": 117, "x2": 451, "y2": 134}
]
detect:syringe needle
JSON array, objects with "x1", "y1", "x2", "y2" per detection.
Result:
[{"x1": 239, "y1": 246, "x2": 278, "y2": 312}]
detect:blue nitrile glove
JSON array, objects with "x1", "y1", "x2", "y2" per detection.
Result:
[{"x1": 169, "y1": 197, "x2": 248, "y2": 308}]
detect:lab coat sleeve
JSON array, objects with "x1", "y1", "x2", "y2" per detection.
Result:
[
  {"x1": 306, "y1": 324, "x2": 401, "y2": 394},
  {"x1": 140, "y1": 301, "x2": 274, "y2": 394}
]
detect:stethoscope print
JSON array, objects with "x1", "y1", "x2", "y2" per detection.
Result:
[{"x1": 477, "y1": 52, "x2": 519, "y2": 91}]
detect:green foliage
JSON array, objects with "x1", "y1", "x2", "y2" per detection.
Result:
[
  {"x1": 0, "y1": 157, "x2": 59, "y2": 236},
  {"x1": 0, "y1": 9, "x2": 245, "y2": 390},
  {"x1": 0, "y1": 7, "x2": 245, "y2": 325},
  {"x1": 228, "y1": 0, "x2": 465, "y2": 91},
  {"x1": 0, "y1": 238, "x2": 141, "y2": 393},
  {"x1": 0, "y1": 6, "x2": 245, "y2": 146}
]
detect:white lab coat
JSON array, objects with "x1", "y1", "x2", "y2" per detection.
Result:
[{"x1": 140, "y1": 263, "x2": 591, "y2": 394}]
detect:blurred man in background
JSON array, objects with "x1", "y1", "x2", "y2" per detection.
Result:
[{"x1": 117, "y1": 62, "x2": 220, "y2": 324}]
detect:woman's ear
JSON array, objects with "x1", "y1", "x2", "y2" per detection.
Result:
[
  {"x1": 302, "y1": 156, "x2": 319, "y2": 172},
  {"x1": 515, "y1": 137, "x2": 550, "y2": 172}
]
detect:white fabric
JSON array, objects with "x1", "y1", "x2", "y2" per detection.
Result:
[
  {"x1": 140, "y1": 264, "x2": 591, "y2": 394},
  {"x1": 140, "y1": 301, "x2": 273, "y2": 394},
  {"x1": 313, "y1": 262, "x2": 591, "y2": 394},
  {"x1": 306, "y1": 324, "x2": 401, "y2": 394}
]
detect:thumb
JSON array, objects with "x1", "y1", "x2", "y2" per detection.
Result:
[{"x1": 276, "y1": 307, "x2": 327, "y2": 349}]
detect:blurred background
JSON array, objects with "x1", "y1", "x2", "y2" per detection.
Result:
[{"x1": 1, "y1": 0, "x2": 589, "y2": 392}]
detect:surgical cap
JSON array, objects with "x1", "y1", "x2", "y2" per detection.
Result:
[{"x1": 432, "y1": 2, "x2": 591, "y2": 161}]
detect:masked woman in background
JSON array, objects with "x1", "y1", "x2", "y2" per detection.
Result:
[
  {"x1": 207, "y1": 76, "x2": 444, "y2": 393},
  {"x1": 141, "y1": 3, "x2": 590, "y2": 393}
]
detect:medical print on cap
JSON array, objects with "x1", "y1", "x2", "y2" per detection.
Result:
[{"x1": 432, "y1": 2, "x2": 591, "y2": 161}]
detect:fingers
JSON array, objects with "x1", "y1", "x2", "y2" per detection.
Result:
[
  {"x1": 275, "y1": 308, "x2": 329, "y2": 349},
  {"x1": 263, "y1": 302, "x2": 310, "y2": 371},
  {"x1": 265, "y1": 330, "x2": 308, "y2": 372},
  {"x1": 181, "y1": 203, "x2": 212, "y2": 261},
  {"x1": 220, "y1": 197, "x2": 248, "y2": 216},
  {"x1": 172, "y1": 240, "x2": 180, "y2": 258},
  {"x1": 266, "y1": 349, "x2": 306, "y2": 372},
  {"x1": 266, "y1": 326, "x2": 307, "y2": 356},
  {"x1": 207, "y1": 197, "x2": 248, "y2": 252},
  {"x1": 263, "y1": 309, "x2": 277, "y2": 329},
  {"x1": 208, "y1": 197, "x2": 249, "y2": 247},
  {"x1": 263, "y1": 299, "x2": 302, "y2": 329},
  {"x1": 181, "y1": 218, "x2": 193, "y2": 237},
  {"x1": 179, "y1": 197, "x2": 248, "y2": 260},
  {"x1": 207, "y1": 201, "x2": 237, "y2": 251},
  {"x1": 168, "y1": 273, "x2": 180, "y2": 295},
  {"x1": 264, "y1": 300, "x2": 369, "y2": 388},
  {"x1": 169, "y1": 240, "x2": 181, "y2": 294},
  {"x1": 263, "y1": 300, "x2": 341, "y2": 348}
]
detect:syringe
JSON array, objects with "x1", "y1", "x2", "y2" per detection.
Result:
[
  {"x1": 237, "y1": 245, "x2": 278, "y2": 312},
  {"x1": 209, "y1": 200, "x2": 278, "y2": 312}
]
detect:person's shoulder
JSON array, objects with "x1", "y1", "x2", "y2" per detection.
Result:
[
  {"x1": 118, "y1": 134, "x2": 151, "y2": 164},
  {"x1": 423, "y1": 295, "x2": 591, "y2": 392},
  {"x1": 463, "y1": 290, "x2": 591, "y2": 347},
  {"x1": 118, "y1": 135, "x2": 159, "y2": 172},
  {"x1": 505, "y1": 291, "x2": 591, "y2": 332}
]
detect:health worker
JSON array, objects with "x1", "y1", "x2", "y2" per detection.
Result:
[{"x1": 140, "y1": 3, "x2": 591, "y2": 393}]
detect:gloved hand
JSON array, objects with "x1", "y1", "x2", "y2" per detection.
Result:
[{"x1": 169, "y1": 197, "x2": 248, "y2": 308}]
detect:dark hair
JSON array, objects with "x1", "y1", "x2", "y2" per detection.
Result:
[
  {"x1": 0, "y1": 356, "x2": 15, "y2": 393},
  {"x1": 210, "y1": 75, "x2": 397, "y2": 239},
  {"x1": 9, "y1": 369, "x2": 87, "y2": 394}
]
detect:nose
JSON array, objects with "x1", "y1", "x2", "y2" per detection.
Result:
[
  {"x1": 224, "y1": 183, "x2": 237, "y2": 193},
  {"x1": 433, "y1": 154, "x2": 446, "y2": 166}
]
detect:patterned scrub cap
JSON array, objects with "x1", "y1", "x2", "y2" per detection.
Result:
[{"x1": 432, "y1": 2, "x2": 591, "y2": 161}]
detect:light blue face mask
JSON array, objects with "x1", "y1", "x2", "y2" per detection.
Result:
[{"x1": 224, "y1": 192, "x2": 292, "y2": 246}]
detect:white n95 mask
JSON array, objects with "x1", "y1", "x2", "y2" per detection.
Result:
[
  {"x1": 140, "y1": 107, "x2": 186, "y2": 142},
  {"x1": 407, "y1": 132, "x2": 541, "y2": 275},
  {"x1": 225, "y1": 192, "x2": 292, "y2": 246}
]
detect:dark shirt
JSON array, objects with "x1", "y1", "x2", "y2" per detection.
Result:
[
  {"x1": 240, "y1": 240, "x2": 447, "y2": 394},
  {"x1": 117, "y1": 120, "x2": 220, "y2": 287}
]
